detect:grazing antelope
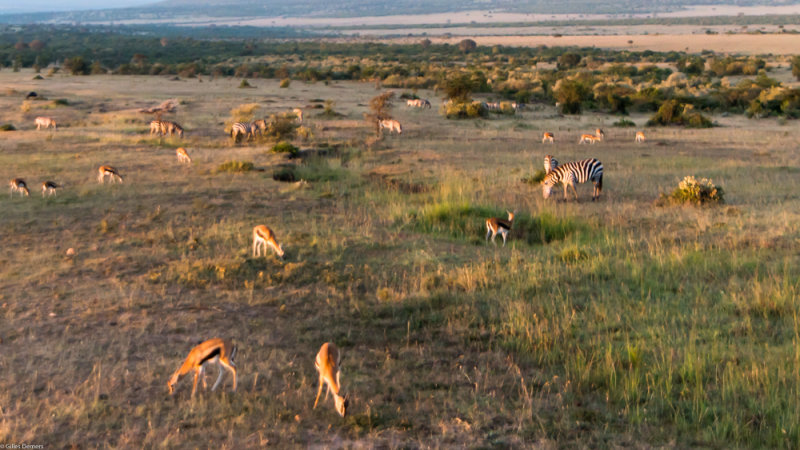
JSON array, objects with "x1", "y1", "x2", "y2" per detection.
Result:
[
  {"x1": 230, "y1": 122, "x2": 255, "y2": 142},
  {"x1": 41, "y1": 181, "x2": 59, "y2": 197},
  {"x1": 252, "y1": 225, "x2": 285, "y2": 259},
  {"x1": 251, "y1": 119, "x2": 268, "y2": 135},
  {"x1": 176, "y1": 147, "x2": 192, "y2": 164},
  {"x1": 98, "y1": 165, "x2": 123, "y2": 184},
  {"x1": 579, "y1": 134, "x2": 602, "y2": 144},
  {"x1": 160, "y1": 121, "x2": 184, "y2": 138},
  {"x1": 542, "y1": 132, "x2": 554, "y2": 144},
  {"x1": 293, "y1": 108, "x2": 303, "y2": 124},
  {"x1": 486, "y1": 211, "x2": 514, "y2": 246},
  {"x1": 313, "y1": 342, "x2": 349, "y2": 417},
  {"x1": 595, "y1": 129, "x2": 605, "y2": 140},
  {"x1": 9, "y1": 178, "x2": 29, "y2": 197},
  {"x1": 34, "y1": 116, "x2": 57, "y2": 130},
  {"x1": 542, "y1": 158, "x2": 604, "y2": 202},
  {"x1": 635, "y1": 131, "x2": 646, "y2": 143},
  {"x1": 544, "y1": 155, "x2": 559, "y2": 174},
  {"x1": 378, "y1": 119, "x2": 402, "y2": 135},
  {"x1": 167, "y1": 338, "x2": 237, "y2": 397}
]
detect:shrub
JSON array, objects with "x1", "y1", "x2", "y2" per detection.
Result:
[
  {"x1": 216, "y1": 160, "x2": 254, "y2": 173},
  {"x1": 261, "y1": 114, "x2": 299, "y2": 141},
  {"x1": 239, "y1": 79, "x2": 253, "y2": 88},
  {"x1": 230, "y1": 103, "x2": 260, "y2": 123},
  {"x1": 271, "y1": 141, "x2": 298, "y2": 156},
  {"x1": 365, "y1": 91, "x2": 395, "y2": 134},
  {"x1": 522, "y1": 169, "x2": 547, "y2": 185},
  {"x1": 442, "y1": 100, "x2": 487, "y2": 119},
  {"x1": 279, "y1": 78, "x2": 291, "y2": 88},
  {"x1": 63, "y1": 56, "x2": 89, "y2": 75},
  {"x1": 53, "y1": 99, "x2": 69, "y2": 106},
  {"x1": 659, "y1": 176, "x2": 724, "y2": 205},
  {"x1": 647, "y1": 99, "x2": 712, "y2": 128},
  {"x1": 553, "y1": 79, "x2": 591, "y2": 114},
  {"x1": 0, "y1": 123, "x2": 16, "y2": 131},
  {"x1": 32, "y1": 75, "x2": 43, "y2": 80},
  {"x1": 613, "y1": 118, "x2": 636, "y2": 127}
]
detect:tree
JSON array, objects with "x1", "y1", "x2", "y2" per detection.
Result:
[
  {"x1": 677, "y1": 55, "x2": 705, "y2": 76},
  {"x1": 420, "y1": 38, "x2": 432, "y2": 49},
  {"x1": 29, "y1": 40, "x2": 44, "y2": 51},
  {"x1": 553, "y1": 79, "x2": 590, "y2": 114},
  {"x1": 443, "y1": 73, "x2": 477, "y2": 103},
  {"x1": 458, "y1": 39, "x2": 477, "y2": 53},
  {"x1": 64, "y1": 57, "x2": 89, "y2": 75},
  {"x1": 792, "y1": 56, "x2": 800, "y2": 81},
  {"x1": 365, "y1": 91, "x2": 395, "y2": 135},
  {"x1": 557, "y1": 52, "x2": 581, "y2": 70}
]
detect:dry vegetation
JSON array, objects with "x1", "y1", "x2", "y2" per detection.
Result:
[{"x1": 1, "y1": 69, "x2": 800, "y2": 447}]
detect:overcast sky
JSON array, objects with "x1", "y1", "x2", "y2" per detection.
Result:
[{"x1": 0, "y1": 0, "x2": 154, "y2": 14}]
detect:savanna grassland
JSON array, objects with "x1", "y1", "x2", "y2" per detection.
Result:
[{"x1": 1, "y1": 68, "x2": 800, "y2": 448}]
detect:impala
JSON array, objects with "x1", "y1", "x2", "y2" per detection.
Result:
[
  {"x1": 313, "y1": 342, "x2": 349, "y2": 417},
  {"x1": 252, "y1": 225, "x2": 285, "y2": 259},
  {"x1": 486, "y1": 211, "x2": 514, "y2": 246},
  {"x1": 167, "y1": 338, "x2": 237, "y2": 397}
]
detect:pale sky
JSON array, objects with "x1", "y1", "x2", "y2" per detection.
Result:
[{"x1": 0, "y1": 0, "x2": 154, "y2": 14}]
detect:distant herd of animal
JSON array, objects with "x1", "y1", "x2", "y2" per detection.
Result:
[{"x1": 10, "y1": 97, "x2": 651, "y2": 415}]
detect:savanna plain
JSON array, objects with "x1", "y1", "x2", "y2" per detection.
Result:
[{"x1": 1, "y1": 70, "x2": 800, "y2": 448}]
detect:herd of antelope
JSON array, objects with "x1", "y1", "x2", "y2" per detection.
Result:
[{"x1": 11, "y1": 92, "x2": 653, "y2": 419}]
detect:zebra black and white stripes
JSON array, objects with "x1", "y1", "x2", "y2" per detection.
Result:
[
  {"x1": 542, "y1": 158, "x2": 603, "y2": 201},
  {"x1": 230, "y1": 122, "x2": 255, "y2": 142}
]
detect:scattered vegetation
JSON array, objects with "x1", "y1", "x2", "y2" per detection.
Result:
[
  {"x1": 270, "y1": 141, "x2": 298, "y2": 156},
  {"x1": 658, "y1": 175, "x2": 725, "y2": 205},
  {"x1": 216, "y1": 160, "x2": 254, "y2": 173},
  {"x1": 0, "y1": 123, "x2": 15, "y2": 131}
]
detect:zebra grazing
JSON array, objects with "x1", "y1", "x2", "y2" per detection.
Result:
[
  {"x1": 160, "y1": 121, "x2": 184, "y2": 138},
  {"x1": 542, "y1": 158, "x2": 603, "y2": 201},
  {"x1": 544, "y1": 155, "x2": 559, "y2": 174},
  {"x1": 230, "y1": 122, "x2": 255, "y2": 142},
  {"x1": 35, "y1": 116, "x2": 57, "y2": 130}
]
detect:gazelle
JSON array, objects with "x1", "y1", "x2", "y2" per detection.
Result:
[
  {"x1": 176, "y1": 147, "x2": 192, "y2": 164},
  {"x1": 9, "y1": 178, "x2": 30, "y2": 197},
  {"x1": 595, "y1": 128, "x2": 605, "y2": 140},
  {"x1": 635, "y1": 131, "x2": 646, "y2": 143},
  {"x1": 34, "y1": 116, "x2": 57, "y2": 130},
  {"x1": 579, "y1": 134, "x2": 602, "y2": 144},
  {"x1": 293, "y1": 108, "x2": 303, "y2": 124},
  {"x1": 378, "y1": 119, "x2": 402, "y2": 135},
  {"x1": 542, "y1": 132, "x2": 554, "y2": 144},
  {"x1": 98, "y1": 165, "x2": 123, "y2": 184},
  {"x1": 313, "y1": 342, "x2": 349, "y2": 417},
  {"x1": 486, "y1": 211, "x2": 514, "y2": 246},
  {"x1": 167, "y1": 338, "x2": 237, "y2": 397},
  {"x1": 41, "y1": 181, "x2": 59, "y2": 197},
  {"x1": 252, "y1": 225, "x2": 285, "y2": 259}
]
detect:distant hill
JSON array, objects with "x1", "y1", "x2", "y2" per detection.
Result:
[{"x1": 0, "y1": 0, "x2": 796, "y2": 23}]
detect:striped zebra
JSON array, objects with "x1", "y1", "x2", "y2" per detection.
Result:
[
  {"x1": 542, "y1": 158, "x2": 603, "y2": 201},
  {"x1": 544, "y1": 155, "x2": 559, "y2": 174},
  {"x1": 160, "y1": 121, "x2": 184, "y2": 138},
  {"x1": 230, "y1": 122, "x2": 255, "y2": 142}
]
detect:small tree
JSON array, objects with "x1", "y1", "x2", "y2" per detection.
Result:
[
  {"x1": 420, "y1": 38, "x2": 432, "y2": 49},
  {"x1": 365, "y1": 91, "x2": 395, "y2": 135},
  {"x1": 458, "y1": 39, "x2": 477, "y2": 53},
  {"x1": 557, "y1": 52, "x2": 582, "y2": 70},
  {"x1": 63, "y1": 57, "x2": 89, "y2": 75},
  {"x1": 792, "y1": 56, "x2": 800, "y2": 81},
  {"x1": 553, "y1": 79, "x2": 590, "y2": 114},
  {"x1": 443, "y1": 73, "x2": 477, "y2": 103}
]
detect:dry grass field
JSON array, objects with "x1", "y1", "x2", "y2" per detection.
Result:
[{"x1": 1, "y1": 69, "x2": 800, "y2": 447}]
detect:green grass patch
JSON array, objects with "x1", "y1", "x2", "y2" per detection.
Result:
[
  {"x1": 216, "y1": 160, "x2": 254, "y2": 173},
  {"x1": 404, "y1": 201, "x2": 581, "y2": 245},
  {"x1": 521, "y1": 169, "x2": 547, "y2": 185},
  {"x1": 613, "y1": 118, "x2": 636, "y2": 127},
  {"x1": 270, "y1": 141, "x2": 299, "y2": 156}
]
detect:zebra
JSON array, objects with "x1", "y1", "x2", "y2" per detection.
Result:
[
  {"x1": 544, "y1": 155, "x2": 559, "y2": 174},
  {"x1": 542, "y1": 158, "x2": 603, "y2": 201},
  {"x1": 160, "y1": 121, "x2": 184, "y2": 138},
  {"x1": 230, "y1": 122, "x2": 255, "y2": 142}
]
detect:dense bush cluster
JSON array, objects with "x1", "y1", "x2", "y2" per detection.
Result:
[
  {"x1": 659, "y1": 176, "x2": 725, "y2": 205},
  {"x1": 2, "y1": 24, "x2": 799, "y2": 121}
]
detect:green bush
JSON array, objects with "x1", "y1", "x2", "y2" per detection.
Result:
[
  {"x1": 658, "y1": 176, "x2": 724, "y2": 205},
  {"x1": 239, "y1": 79, "x2": 253, "y2": 88},
  {"x1": 279, "y1": 78, "x2": 291, "y2": 88},
  {"x1": 647, "y1": 99, "x2": 712, "y2": 128},
  {"x1": 53, "y1": 99, "x2": 69, "y2": 106},
  {"x1": 0, "y1": 123, "x2": 16, "y2": 131},
  {"x1": 522, "y1": 169, "x2": 547, "y2": 185},
  {"x1": 271, "y1": 141, "x2": 299, "y2": 156},
  {"x1": 442, "y1": 101, "x2": 487, "y2": 119},
  {"x1": 216, "y1": 160, "x2": 254, "y2": 173},
  {"x1": 613, "y1": 118, "x2": 636, "y2": 127}
]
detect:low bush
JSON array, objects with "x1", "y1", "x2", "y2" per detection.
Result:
[
  {"x1": 0, "y1": 123, "x2": 16, "y2": 131},
  {"x1": 216, "y1": 160, "x2": 254, "y2": 173},
  {"x1": 522, "y1": 169, "x2": 547, "y2": 185},
  {"x1": 271, "y1": 141, "x2": 298, "y2": 156},
  {"x1": 279, "y1": 78, "x2": 291, "y2": 88},
  {"x1": 658, "y1": 175, "x2": 724, "y2": 205},
  {"x1": 647, "y1": 99, "x2": 713, "y2": 128},
  {"x1": 238, "y1": 79, "x2": 253, "y2": 88},
  {"x1": 613, "y1": 118, "x2": 636, "y2": 127},
  {"x1": 442, "y1": 101, "x2": 487, "y2": 119}
]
